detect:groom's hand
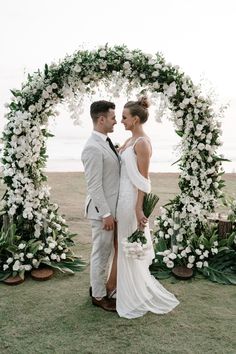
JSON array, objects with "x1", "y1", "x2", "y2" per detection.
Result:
[{"x1": 102, "y1": 215, "x2": 115, "y2": 231}]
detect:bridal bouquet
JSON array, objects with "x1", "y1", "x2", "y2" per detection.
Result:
[{"x1": 122, "y1": 193, "x2": 159, "y2": 260}]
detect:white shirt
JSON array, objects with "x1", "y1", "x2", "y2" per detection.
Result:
[{"x1": 92, "y1": 130, "x2": 107, "y2": 141}]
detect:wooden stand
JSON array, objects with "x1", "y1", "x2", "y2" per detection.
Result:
[
  {"x1": 31, "y1": 268, "x2": 54, "y2": 281},
  {"x1": 172, "y1": 266, "x2": 193, "y2": 279},
  {"x1": 218, "y1": 220, "x2": 233, "y2": 239},
  {"x1": 3, "y1": 275, "x2": 24, "y2": 285}
]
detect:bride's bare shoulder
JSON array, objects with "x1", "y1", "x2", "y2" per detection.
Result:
[{"x1": 134, "y1": 136, "x2": 152, "y2": 155}]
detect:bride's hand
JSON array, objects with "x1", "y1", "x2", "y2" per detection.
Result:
[{"x1": 136, "y1": 208, "x2": 148, "y2": 229}]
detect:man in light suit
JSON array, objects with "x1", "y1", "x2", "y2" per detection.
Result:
[{"x1": 81, "y1": 100, "x2": 120, "y2": 312}]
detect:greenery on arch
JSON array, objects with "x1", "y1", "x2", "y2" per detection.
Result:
[{"x1": 0, "y1": 44, "x2": 235, "y2": 283}]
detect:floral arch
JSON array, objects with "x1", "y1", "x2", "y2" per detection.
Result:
[{"x1": 1, "y1": 45, "x2": 235, "y2": 283}]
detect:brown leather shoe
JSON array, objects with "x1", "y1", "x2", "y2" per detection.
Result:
[{"x1": 92, "y1": 297, "x2": 116, "y2": 312}]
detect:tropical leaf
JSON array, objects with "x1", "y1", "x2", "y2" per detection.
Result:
[
  {"x1": 0, "y1": 270, "x2": 11, "y2": 281},
  {"x1": 199, "y1": 249, "x2": 236, "y2": 285},
  {"x1": 42, "y1": 258, "x2": 86, "y2": 274}
]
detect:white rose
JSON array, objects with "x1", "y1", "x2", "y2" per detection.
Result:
[
  {"x1": 60, "y1": 253, "x2": 66, "y2": 260},
  {"x1": 24, "y1": 264, "x2": 32, "y2": 271},
  {"x1": 166, "y1": 260, "x2": 174, "y2": 268},
  {"x1": 169, "y1": 253, "x2": 177, "y2": 260},
  {"x1": 176, "y1": 234, "x2": 183, "y2": 242},
  {"x1": 187, "y1": 263, "x2": 193, "y2": 269},
  {"x1": 181, "y1": 250, "x2": 187, "y2": 257},
  {"x1": 152, "y1": 71, "x2": 159, "y2": 77},
  {"x1": 42, "y1": 90, "x2": 50, "y2": 99},
  {"x1": 185, "y1": 246, "x2": 191, "y2": 253},
  {"x1": 13, "y1": 260, "x2": 21, "y2": 271},
  {"x1": 18, "y1": 243, "x2": 26, "y2": 250},
  {"x1": 28, "y1": 105, "x2": 36, "y2": 113},
  {"x1": 196, "y1": 261, "x2": 203, "y2": 268},
  {"x1": 99, "y1": 50, "x2": 106, "y2": 58},
  {"x1": 188, "y1": 255, "x2": 195, "y2": 263},
  {"x1": 6, "y1": 257, "x2": 14, "y2": 264}
]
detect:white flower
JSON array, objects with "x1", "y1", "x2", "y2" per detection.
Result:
[
  {"x1": 152, "y1": 71, "x2": 159, "y2": 77},
  {"x1": 163, "y1": 249, "x2": 171, "y2": 256},
  {"x1": 18, "y1": 243, "x2": 26, "y2": 250},
  {"x1": 187, "y1": 263, "x2": 193, "y2": 269},
  {"x1": 42, "y1": 90, "x2": 50, "y2": 99},
  {"x1": 26, "y1": 253, "x2": 33, "y2": 259},
  {"x1": 6, "y1": 257, "x2": 14, "y2": 264},
  {"x1": 28, "y1": 105, "x2": 36, "y2": 113},
  {"x1": 13, "y1": 260, "x2": 21, "y2": 271},
  {"x1": 203, "y1": 261, "x2": 209, "y2": 267},
  {"x1": 199, "y1": 244, "x2": 205, "y2": 250},
  {"x1": 195, "y1": 249, "x2": 202, "y2": 255},
  {"x1": 185, "y1": 246, "x2": 191, "y2": 253},
  {"x1": 3, "y1": 264, "x2": 9, "y2": 271},
  {"x1": 196, "y1": 261, "x2": 203, "y2": 268},
  {"x1": 24, "y1": 264, "x2": 32, "y2": 271},
  {"x1": 99, "y1": 50, "x2": 106, "y2": 58},
  {"x1": 32, "y1": 258, "x2": 39, "y2": 267},
  {"x1": 181, "y1": 250, "x2": 187, "y2": 257},
  {"x1": 168, "y1": 228, "x2": 174, "y2": 236},
  {"x1": 44, "y1": 247, "x2": 52, "y2": 254},
  {"x1": 203, "y1": 250, "x2": 209, "y2": 258},
  {"x1": 166, "y1": 260, "x2": 174, "y2": 268},
  {"x1": 169, "y1": 253, "x2": 177, "y2": 260},
  {"x1": 60, "y1": 253, "x2": 66, "y2": 260},
  {"x1": 188, "y1": 255, "x2": 195, "y2": 263},
  {"x1": 176, "y1": 234, "x2": 183, "y2": 242},
  {"x1": 50, "y1": 253, "x2": 57, "y2": 260}
]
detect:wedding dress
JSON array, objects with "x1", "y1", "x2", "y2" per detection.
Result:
[{"x1": 116, "y1": 138, "x2": 179, "y2": 319}]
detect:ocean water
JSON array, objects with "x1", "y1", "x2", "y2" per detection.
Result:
[{"x1": 45, "y1": 136, "x2": 236, "y2": 173}]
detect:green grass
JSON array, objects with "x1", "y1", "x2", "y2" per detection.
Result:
[
  {"x1": 0, "y1": 173, "x2": 236, "y2": 354},
  {"x1": 0, "y1": 268, "x2": 236, "y2": 354}
]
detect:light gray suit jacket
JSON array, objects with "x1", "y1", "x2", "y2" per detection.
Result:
[{"x1": 81, "y1": 133, "x2": 120, "y2": 220}]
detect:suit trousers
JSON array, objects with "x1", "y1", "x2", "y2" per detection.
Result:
[{"x1": 90, "y1": 219, "x2": 114, "y2": 298}]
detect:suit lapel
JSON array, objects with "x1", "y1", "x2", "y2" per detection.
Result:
[{"x1": 92, "y1": 133, "x2": 120, "y2": 163}]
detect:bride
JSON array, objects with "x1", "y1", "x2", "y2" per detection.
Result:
[{"x1": 111, "y1": 96, "x2": 179, "y2": 319}]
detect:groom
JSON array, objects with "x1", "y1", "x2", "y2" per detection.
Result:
[{"x1": 81, "y1": 100, "x2": 120, "y2": 312}]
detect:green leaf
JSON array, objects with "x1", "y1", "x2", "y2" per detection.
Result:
[
  {"x1": 175, "y1": 130, "x2": 184, "y2": 137},
  {"x1": 0, "y1": 271, "x2": 11, "y2": 281},
  {"x1": 199, "y1": 249, "x2": 236, "y2": 285}
]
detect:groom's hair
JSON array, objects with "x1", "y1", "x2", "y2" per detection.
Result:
[{"x1": 90, "y1": 100, "x2": 115, "y2": 123}]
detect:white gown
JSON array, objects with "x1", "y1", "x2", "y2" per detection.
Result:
[{"x1": 116, "y1": 139, "x2": 179, "y2": 319}]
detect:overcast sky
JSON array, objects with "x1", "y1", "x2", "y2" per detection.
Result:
[{"x1": 0, "y1": 0, "x2": 236, "y2": 164}]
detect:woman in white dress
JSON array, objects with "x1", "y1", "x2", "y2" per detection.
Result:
[{"x1": 116, "y1": 96, "x2": 179, "y2": 319}]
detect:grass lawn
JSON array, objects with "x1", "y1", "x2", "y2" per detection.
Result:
[{"x1": 0, "y1": 173, "x2": 236, "y2": 354}]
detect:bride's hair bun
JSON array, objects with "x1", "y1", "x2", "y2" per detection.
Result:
[
  {"x1": 138, "y1": 96, "x2": 150, "y2": 109},
  {"x1": 124, "y1": 95, "x2": 150, "y2": 123}
]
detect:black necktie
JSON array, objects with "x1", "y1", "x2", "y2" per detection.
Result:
[{"x1": 106, "y1": 137, "x2": 118, "y2": 157}]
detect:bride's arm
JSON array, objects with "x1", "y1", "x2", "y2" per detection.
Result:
[{"x1": 134, "y1": 140, "x2": 151, "y2": 228}]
